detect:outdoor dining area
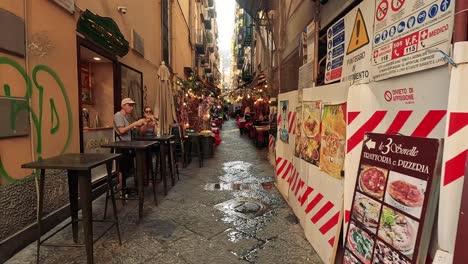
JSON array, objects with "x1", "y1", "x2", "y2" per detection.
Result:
[
  {"x1": 20, "y1": 117, "x2": 218, "y2": 263},
  {"x1": 236, "y1": 111, "x2": 272, "y2": 148}
]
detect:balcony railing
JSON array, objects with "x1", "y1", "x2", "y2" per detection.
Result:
[
  {"x1": 243, "y1": 26, "x2": 253, "y2": 46},
  {"x1": 194, "y1": 29, "x2": 206, "y2": 55},
  {"x1": 204, "y1": 18, "x2": 212, "y2": 30}
]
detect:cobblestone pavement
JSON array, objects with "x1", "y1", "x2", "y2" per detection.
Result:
[{"x1": 7, "y1": 120, "x2": 322, "y2": 264}]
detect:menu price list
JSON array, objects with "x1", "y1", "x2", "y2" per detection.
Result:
[{"x1": 344, "y1": 133, "x2": 442, "y2": 264}]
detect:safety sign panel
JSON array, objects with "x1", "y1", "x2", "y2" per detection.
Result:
[
  {"x1": 372, "y1": 0, "x2": 454, "y2": 81},
  {"x1": 325, "y1": 1, "x2": 375, "y2": 85},
  {"x1": 325, "y1": 18, "x2": 345, "y2": 83}
]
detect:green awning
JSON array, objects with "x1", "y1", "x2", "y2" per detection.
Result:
[{"x1": 235, "y1": 0, "x2": 271, "y2": 19}]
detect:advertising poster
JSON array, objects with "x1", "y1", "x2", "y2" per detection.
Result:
[
  {"x1": 279, "y1": 100, "x2": 289, "y2": 143},
  {"x1": 301, "y1": 101, "x2": 321, "y2": 166},
  {"x1": 345, "y1": 133, "x2": 441, "y2": 264},
  {"x1": 319, "y1": 103, "x2": 347, "y2": 178},
  {"x1": 371, "y1": 0, "x2": 454, "y2": 80},
  {"x1": 294, "y1": 106, "x2": 303, "y2": 158},
  {"x1": 325, "y1": 0, "x2": 375, "y2": 84}
]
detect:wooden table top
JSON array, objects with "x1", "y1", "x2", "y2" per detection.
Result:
[
  {"x1": 21, "y1": 153, "x2": 121, "y2": 171},
  {"x1": 133, "y1": 135, "x2": 175, "y2": 142},
  {"x1": 101, "y1": 140, "x2": 158, "y2": 150}
]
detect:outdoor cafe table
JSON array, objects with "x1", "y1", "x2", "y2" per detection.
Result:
[
  {"x1": 21, "y1": 153, "x2": 122, "y2": 264},
  {"x1": 100, "y1": 141, "x2": 158, "y2": 220},
  {"x1": 133, "y1": 135, "x2": 175, "y2": 195},
  {"x1": 253, "y1": 125, "x2": 270, "y2": 147}
]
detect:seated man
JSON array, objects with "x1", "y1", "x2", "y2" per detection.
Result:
[
  {"x1": 113, "y1": 98, "x2": 146, "y2": 190},
  {"x1": 114, "y1": 98, "x2": 146, "y2": 141}
]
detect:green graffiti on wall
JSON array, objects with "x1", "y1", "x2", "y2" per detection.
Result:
[{"x1": 0, "y1": 57, "x2": 73, "y2": 184}]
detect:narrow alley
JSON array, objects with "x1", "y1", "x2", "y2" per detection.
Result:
[{"x1": 6, "y1": 120, "x2": 322, "y2": 264}]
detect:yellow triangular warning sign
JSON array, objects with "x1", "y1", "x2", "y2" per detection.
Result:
[{"x1": 347, "y1": 8, "x2": 369, "y2": 55}]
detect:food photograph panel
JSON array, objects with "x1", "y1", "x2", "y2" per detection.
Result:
[
  {"x1": 358, "y1": 164, "x2": 389, "y2": 201},
  {"x1": 377, "y1": 206, "x2": 419, "y2": 259},
  {"x1": 346, "y1": 221, "x2": 375, "y2": 264},
  {"x1": 319, "y1": 103, "x2": 346, "y2": 178},
  {"x1": 301, "y1": 101, "x2": 321, "y2": 166},
  {"x1": 384, "y1": 171, "x2": 427, "y2": 219},
  {"x1": 294, "y1": 106, "x2": 303, "y2": 158},
  {"x1": 352, "y1": 192, "x2": 382, "y2": 234},
  {"x1": 373, "y1": 239, "x2": 410, "y2": 264}
]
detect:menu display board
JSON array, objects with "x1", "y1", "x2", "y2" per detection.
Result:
[{"x1": 344, "y1": 133, "x2": 441, "y2": 264}]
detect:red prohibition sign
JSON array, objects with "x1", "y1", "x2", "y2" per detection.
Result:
[
  {"x1": 391, "y1": 0, "x2": 405, "y2": 11},
  {"x1": 376, "y1": 0, "x2": 389, "y2": 22},
  {"x1": 384, "y1": 91, "x2": 392, "y2": 102}
]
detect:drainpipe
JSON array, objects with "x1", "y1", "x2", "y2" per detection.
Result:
[
  {"x1": 454, "y1": 0, "x2": 468, "y2": 42},
  {"x1": 24, "y1": 0, "x2": 36, "y2": 163}
]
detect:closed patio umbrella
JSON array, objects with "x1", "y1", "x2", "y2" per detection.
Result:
[{"x1": 154, "y1": 62, "x2": 177, "y2": 135}]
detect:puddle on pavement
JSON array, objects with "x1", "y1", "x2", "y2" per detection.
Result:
[
  {"x1": 204, "y1": 182, "x2": 274, "y2": 191},
  {"x1": 214, "y1": 198, "x2": 269, "y2": 220},
  {"x1": 218, "y1": 160, "x2": 275, "y2": 184},
  {"x1": 210, "y1": 162, "x2": 286, "y2": 263}
]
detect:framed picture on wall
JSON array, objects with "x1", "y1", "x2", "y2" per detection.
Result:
[
  {"x1": 81, "y1": 64, "x2": 92, "y2": 104},
  {"x1": 120, "y1": 64, "x2": 143, "y2": 121}
]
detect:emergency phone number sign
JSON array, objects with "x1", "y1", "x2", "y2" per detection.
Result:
[{"x1": 371, "y1": 0, "x2": 453, "y2": 81}]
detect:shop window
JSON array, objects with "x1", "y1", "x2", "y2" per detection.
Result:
[{"x1": 162, "y1": 0, "x2": 171, "y2": 66}]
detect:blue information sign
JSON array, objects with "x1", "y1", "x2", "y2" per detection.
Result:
[
  {"x1": 429, "y1": 4, "x2": 438, "y2": 18},
  {"x1": 332, "y1": 43, "x2": 345, "y2": 57},
  {"x1": 417, "y1": 10, "x2": 427, "y2": 24},
  {"x1": 331, "y1": 56, "x2": 344, "y2": 69}
]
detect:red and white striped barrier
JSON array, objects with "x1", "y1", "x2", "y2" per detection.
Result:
[
  {"x1": 438, "y1": 42, "x2": 468, "y2": 254},
  {"x1": 288, "y1": 111, "x2": 297, "y2": 134},
  {"x1": 276, "y1": 157, "x2": 341, "y2": 247},
  {"x1": 345, "y1": 70, "x2": 450, "y2": 245}
]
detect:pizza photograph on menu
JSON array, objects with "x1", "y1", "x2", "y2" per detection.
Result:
[
  {"x1": 384, "y1": 171, "x2": 427, "y2": 219},
  {"x1": 352, "y1": 192, "x2": 382, "y2": 233},
  {"x1": 358, "y1": 164, "x2": 388, "y2": 200},
  {"x1": 346, "y1": 221, "x2": 374, "y2": 264},
  {"x1": 319, "y1": 103, "x2": 346, "y2": 178},
  {"x1": 344, "y1": 249, "x2": 361, "y2": 264},
  {"x1": 373, "y1": 239, "x2": 410, "y2": 264},
  {"x1": 378, "y1": 206, "x2": 419, "y2": 259}
]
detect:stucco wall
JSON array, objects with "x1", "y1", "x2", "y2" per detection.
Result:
[
  {"x1": 172, "y1": 0, "x2": 193, "y2": 78},
  {"x1": 0, "y1": 0, "x2": 79, "y2": 242}
]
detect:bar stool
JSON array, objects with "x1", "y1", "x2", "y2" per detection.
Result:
[
  {"x1": 188, "y1": 134, "x2": 203, "y2": 168},
  {"x1": 168, "y1": 141, "x2": 180, "y2": 184},
  {"x1": 170, "y1": 124, "x2": 187, "y2": 168}
]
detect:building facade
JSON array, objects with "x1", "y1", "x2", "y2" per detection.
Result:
[{"x1": 0, "y1": 0, "x2": 218, "y2": 260}]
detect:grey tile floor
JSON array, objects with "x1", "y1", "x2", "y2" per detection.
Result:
[{"x1": 7, "y1": 120, "x2": 322, "y2": 264}]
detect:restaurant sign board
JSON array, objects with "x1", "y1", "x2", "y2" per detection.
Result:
[{"x1": 344, "y1": 133, "x2": 441, "y2": 264}]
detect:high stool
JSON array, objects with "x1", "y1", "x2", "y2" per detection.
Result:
[
  {"x1": 188, "y1": 134, "x2": 203, "y2": 168},
  {"x1": 168, "y1": 141, "x2": 180, "y2": 185}
]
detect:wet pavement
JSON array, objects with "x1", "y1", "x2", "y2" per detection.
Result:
[{"x1": 7, "y1": 120, "x2": 323, "y2": 264}]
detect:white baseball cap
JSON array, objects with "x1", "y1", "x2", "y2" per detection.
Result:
[{"x1": 121, "y1": 98, "x2": 136, "y2": 106}]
